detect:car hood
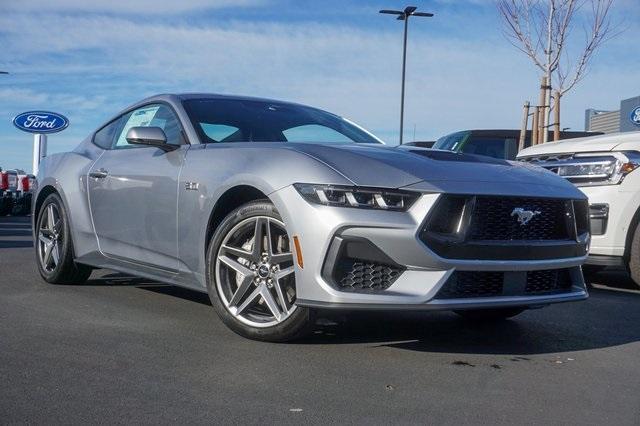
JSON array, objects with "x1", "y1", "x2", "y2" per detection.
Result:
[
  {"x1": 287, "y1": 143, "x2": 585, "y2": 199},
  {"x1": 518, "y1": 132, "x2": 640, "y2": 157}
]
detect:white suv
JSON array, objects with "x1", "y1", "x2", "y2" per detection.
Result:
[{"x1": 518, "y1": 132, "x2": 640, "y2": 287}]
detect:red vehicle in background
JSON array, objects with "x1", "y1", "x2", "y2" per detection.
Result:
[{"x1": 0, "y1": 168, "x2": 34, "y2": 216}]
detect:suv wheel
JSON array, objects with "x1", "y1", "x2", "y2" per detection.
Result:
[
  {"x1": 35, "y1": 193, "x2": 92, "y2": 284},
  {"x1": 628, "y1": 221, "x2": 640, "y2": 289},
  {"x1": 206, "y1": 200, "x2": 314, "y2": 342}
]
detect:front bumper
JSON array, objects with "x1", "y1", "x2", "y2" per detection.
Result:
[
  {"x1": 580, "y1": 176, "x2": 640, "y2": 262},
  {"x1": 271, "y1": 185, "x2": 588, "y2": 309}
]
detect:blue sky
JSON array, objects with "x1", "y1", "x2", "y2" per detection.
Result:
[{"x1": 0, "y1": 0, "x2": 638, "y2": 172}]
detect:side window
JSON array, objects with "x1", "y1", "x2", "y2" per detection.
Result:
[
  {"x1": 113, "y1": 104, "x2": 183, "y2": 149},
  {"x1": 93, "y1": 118, "x2": 121, "y2": 149}
]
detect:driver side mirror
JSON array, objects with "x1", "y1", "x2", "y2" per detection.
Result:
[{"x1": 126, "y1": 126, "x2": 178, "y2": 151}]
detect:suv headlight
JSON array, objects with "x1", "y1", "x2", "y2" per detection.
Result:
[
  {"x1": 294, "y1": 183, "x2": 419, "y2": 211},
  {"x1": 526, "y1": 151, "x2": 640, "y2": 186}
]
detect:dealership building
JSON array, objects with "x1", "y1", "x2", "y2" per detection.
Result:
[{"x1": 585, "y1": 95, "x2": 640, "y2": 134}]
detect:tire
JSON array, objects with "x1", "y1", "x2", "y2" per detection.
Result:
[
  {"x1": 206, "y1": 200, "x2": 315, "y2": 342},
  {"x1": 454, "y1": 307, "x2": 526, "y2": 321},
  {"x1": 628, "y1": 221, "x2": 640, "y2": 289},
  {"x1": 35, "y1": 193, "x2": 92, "y2": 284},
  {"x1": 0, "y1": 197, "x2": 12, "y2": 216}
]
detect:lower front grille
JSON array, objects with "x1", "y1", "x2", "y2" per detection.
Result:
[
  {"x1": 435, "y1": 271, "x2": 504, "y2": 299},
  {"x1": 434, "y1": 268, "x2": 578, "y2": 299},
  {"x1": 525, "y1": 269, "x2": 572, "y2": 295}
]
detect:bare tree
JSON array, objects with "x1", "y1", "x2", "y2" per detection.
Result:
[{"x1": 497, "y1": 0, "x2": 616, "y2": 142}]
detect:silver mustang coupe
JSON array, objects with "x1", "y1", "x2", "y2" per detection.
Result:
[{"x1": 34, "y1": 93, "x2": 590, "y2": 341}]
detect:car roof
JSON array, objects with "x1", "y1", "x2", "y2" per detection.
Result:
[{"x1": 135, "y1": 93, "x2": 314, "y2": 109}]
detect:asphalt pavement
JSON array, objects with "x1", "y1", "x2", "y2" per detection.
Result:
[{"x1": 1, "y1": 216, "x2": 639, "y2": 425}]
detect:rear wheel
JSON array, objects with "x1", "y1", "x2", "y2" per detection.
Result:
[
  {"x1": 206, "y1": 200, "x2": 314, "y2": 342},
  {"x1": 454, "y1": 307, "x2": 526, "y2": 321},
  {"x1": 628, "y1": 221, "x2": 640, "y2": 289},
  {"x1": 35, "y1": 193, "x2": 92, "y2": 284}
]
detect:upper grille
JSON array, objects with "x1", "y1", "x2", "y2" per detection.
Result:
[
  {"x1": 420, "y1": 195, "x2": 588, "y2": 261},
  {"x1": 470, "y1": 196, "x2": 570, "y2": 241}
]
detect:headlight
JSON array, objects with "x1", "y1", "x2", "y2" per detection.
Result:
[
  {"x1": 526, "y1": 151, "x2": 640, "y2": 186},
  {"x1": 294, "y1": 183, "x2": 419, "y2": 211}
]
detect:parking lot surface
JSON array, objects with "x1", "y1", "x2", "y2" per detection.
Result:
[{"x1": 1, "y1": 216, "x2": 639, "y2": 424}]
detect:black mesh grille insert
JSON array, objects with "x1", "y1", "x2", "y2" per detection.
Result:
[
  {"x1": 435, "y1": 269, "x2": 576, "y2": 299},
  {"x1": 435, "y1": 271, "x2": 504, "y2": 299},
  {"x1": 470, "y1": 196, "x2": 569, "y2": 241},
  {"x1": 525, "y1": 269, "x2": 572, "y2": 294},
  {"x1": 336, "y1": 261, "x2": 402, "y2": 291}
]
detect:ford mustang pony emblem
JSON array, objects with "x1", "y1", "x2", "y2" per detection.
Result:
[{"x1": 511, "y1": 207, "x2": 541, "y2": 225}]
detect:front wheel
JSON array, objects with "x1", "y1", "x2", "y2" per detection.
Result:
[
  {"x1": 454, "y1": 307, "x2": 526, "y2": 321},
  {"x1": 35, "y1": 193, "x2": 92, "y2": 284},
  {"x1": 206, "y1": 200, "x2": 314, "y2": 342}
]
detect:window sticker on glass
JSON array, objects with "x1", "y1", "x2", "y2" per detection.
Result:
[{"x1": 116, "y1": 106, "x2": 160, "y2": 147}]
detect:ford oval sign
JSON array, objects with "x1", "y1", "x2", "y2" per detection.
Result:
[
  {"x1": 631, "y1": 106, "x2": 640, "y2": 127},
  {"x1": 12, "y1": 111, "x2": 69, "y2": 134}
]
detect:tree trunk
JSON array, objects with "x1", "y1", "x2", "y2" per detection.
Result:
[
  {"x1": 538, "y1": 76, "x2": 547, "y2": 144},
  {"x1": 532, "y1": 107, "x2": 539, "y2": 146},
  {"x1": 554, "y1": 91, "x2": 561, "y2": 141},
  {"x1": 519, "y1": 101, "x2": 530, "y2": 152}
]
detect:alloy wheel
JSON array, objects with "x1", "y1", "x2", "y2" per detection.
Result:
[
  {"x1": 38, "y1": 203, "x2": 63, "y2": 273},
  {"x1": 215, "y1": 216, "x2": 297, "y2": 328}
]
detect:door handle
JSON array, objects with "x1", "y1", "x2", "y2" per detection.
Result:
[{"x1": 89, "y1": 169, "x2": 108, "y2": 179}]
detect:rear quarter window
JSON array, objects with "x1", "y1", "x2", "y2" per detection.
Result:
[{"x1": 93, "y1": 118, "x2": 121, "y2": 149}]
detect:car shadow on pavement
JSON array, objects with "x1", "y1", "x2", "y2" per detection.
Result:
[
  {"x1": 85, "y1": 272, "x2": 212, "y2": 306},
  {"x1": 69, "y1": 270, "x2": 640, "y2": 356},
  {"x1": 0, "y1": 217, "x2": 33, "y2": 248},
  {"x1": 299, "y1": 271, "x2": 640, "y2": 355}
]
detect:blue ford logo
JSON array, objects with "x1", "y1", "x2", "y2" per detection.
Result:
[
  {"x1": 631, "y1": 106, "x2": 640, "y2": 127},
  {"x1": 12, "y1": 111, "x2": 69, "y2": 134}
]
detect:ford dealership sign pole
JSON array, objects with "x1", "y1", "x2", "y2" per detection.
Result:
[{"x1": 12, "y1": 111, "x2": 69, "y2": 175}]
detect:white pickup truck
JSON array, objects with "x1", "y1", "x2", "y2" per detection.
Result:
[
  {"x1": 13, "y1": 173, "x2": 35, "y2": 215},
  {"x1": 518, "y1": 132, "x2": 640, "y2": 288}
]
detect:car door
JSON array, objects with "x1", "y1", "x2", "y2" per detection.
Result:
[{"x1": 87, "y1": 103, "x2": 188, "y2": 272}]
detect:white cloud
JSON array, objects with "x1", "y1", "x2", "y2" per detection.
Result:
[{"x1": 0, "y1": 0, "x2": 262, "y2": 14}]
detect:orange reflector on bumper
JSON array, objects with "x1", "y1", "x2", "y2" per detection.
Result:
[{"x1": 293, "y1": 235, "x2": 304, "y2": 269}]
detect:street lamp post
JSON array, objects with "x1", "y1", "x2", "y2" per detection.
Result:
[{"x1": 379, "y1": 6, "x2": 433, "y2": 145}]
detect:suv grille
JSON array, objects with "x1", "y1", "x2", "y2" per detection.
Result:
[
  {"x1": 470, "y1": 196, "x2": 569, "y2": 240},
  {"x1": 434, "y1": 268, "x2": 577, "y2": 299}
]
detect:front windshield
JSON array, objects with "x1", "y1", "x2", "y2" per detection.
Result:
[{"x1": 183, "y1": 98, "x2": 383, "y2": 144}]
